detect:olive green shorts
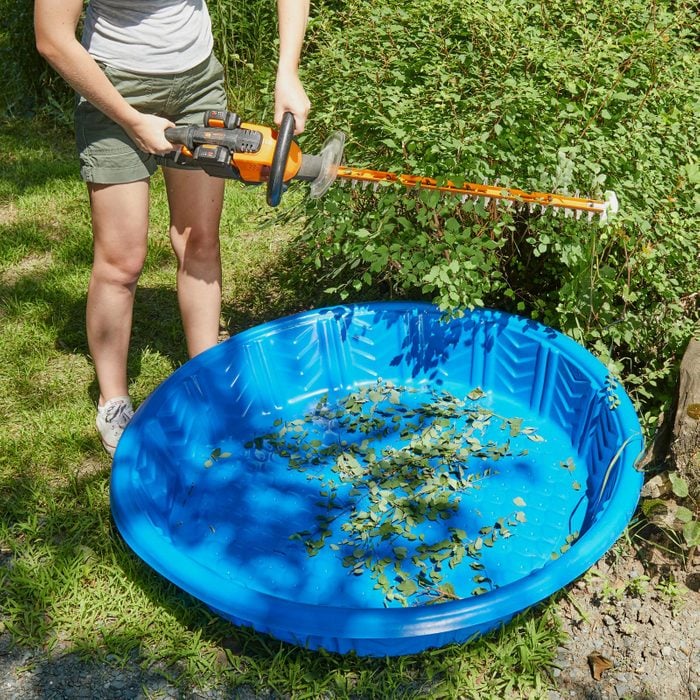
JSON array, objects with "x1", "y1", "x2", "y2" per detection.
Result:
[{"x1": 75, "y1": 54, "x2": 227, "y2": 184}]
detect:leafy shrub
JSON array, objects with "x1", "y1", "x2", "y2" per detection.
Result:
[
  {"x1": 208, "y1": 0, "x2": 279, "y2": 117},
  {"x1": 0, "y1": 0, "x2": 72, "y2": 116},
  {"x1": 298, "y1": 0, "x2": 699, "y2": 428}
]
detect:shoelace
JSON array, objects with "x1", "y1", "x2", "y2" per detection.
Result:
[{"x1": 103, "y1": 401, "x2": 133, "y2": 428}]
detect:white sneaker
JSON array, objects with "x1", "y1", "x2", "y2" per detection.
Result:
[{"x1": 96, "y1": 396, "x2": 134, "y2": 457}]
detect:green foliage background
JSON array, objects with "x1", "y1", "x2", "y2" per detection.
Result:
[
  {"x1": 298, "y1": 0, "x2": 699, "y2": 428},
  {"x1": 0, "y1": 0, "x2": 70, "y2": 116}
]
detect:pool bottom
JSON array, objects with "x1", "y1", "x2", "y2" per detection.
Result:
[{"x1": 149, "y1": 384, "x2": 589, "y2": 611}]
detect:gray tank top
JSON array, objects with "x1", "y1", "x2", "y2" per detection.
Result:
[{"x1": 82, "y1": 0, "x2": 214, "y2": 75}]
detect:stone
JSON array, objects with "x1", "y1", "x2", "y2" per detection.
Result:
[
  {"x1": 615, "y1": 683, "x2": 631, "y2": 698},
  {"x1": 641, "y1": 474, "x2": 671, "y2": 499}
]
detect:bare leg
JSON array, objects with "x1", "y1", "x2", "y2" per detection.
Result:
[
  {"x1": 164, "y1": 167, "x2": 225, "y2": 357},
  {"x1": 86, "y1": 180, "x2": 150, "y2": 404}
]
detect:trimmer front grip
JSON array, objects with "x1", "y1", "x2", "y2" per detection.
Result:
[{"x1": 267, "y1": 112, "x2": 295, "y2": 207}]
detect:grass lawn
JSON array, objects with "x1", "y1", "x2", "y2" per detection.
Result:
[{"x1": 0, "y1": 116, "x2": 567, "y2": 698}]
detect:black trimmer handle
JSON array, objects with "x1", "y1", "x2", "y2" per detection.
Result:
[
  {"x1": 164, "y1": 125, "x2": 263, "y2": 153},
  {"x1": 267, "y1": 112, "x2": 296, "y2": 207},
  {"x1": 164, "y1": 125, "x2": 194, "y2": 148}
]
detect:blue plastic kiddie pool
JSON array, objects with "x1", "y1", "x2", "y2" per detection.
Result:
[{"x1": 111, "y1": 302, "x2": 644, "y2": 656}]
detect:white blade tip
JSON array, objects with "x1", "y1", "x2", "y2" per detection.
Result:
[{"x1": 605, "y1": 190, "x2": 619, "y2": 216}]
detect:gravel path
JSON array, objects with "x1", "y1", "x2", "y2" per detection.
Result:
[
  {"x1": 549, "y1": 550, "x2": 699, "y2": 700},
  {"x1": 0, "y1": 636, "x2": 218, "y2": 700}
]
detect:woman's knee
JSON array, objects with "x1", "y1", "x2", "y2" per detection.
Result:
[
  {"x1": 88, "y1": 180, "x2": 150, "y2": 285},
  {"x1": 92, "y1": 246, "x2": 147, "y2": 287},
  {"x1": 170, "y1": 224, "x2": 221, "y2": 265}
]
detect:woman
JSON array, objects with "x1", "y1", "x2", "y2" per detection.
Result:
[{"x1": 34, "y1": 0, "x2": 311, "y2": 456}]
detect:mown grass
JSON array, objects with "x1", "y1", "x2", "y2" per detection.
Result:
[{"x1": 0, "y1": 117, "x2": 567, "y2": 698}]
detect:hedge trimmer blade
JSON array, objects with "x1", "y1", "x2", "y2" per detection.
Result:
[
  {"x1": 333, "y1": 166, "x2": 619, "y2": 221},
  {"x1": 162, "y1": 113, "x2": 618, "y2": 218}
]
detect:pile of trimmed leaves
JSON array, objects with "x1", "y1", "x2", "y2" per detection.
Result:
[{"x1": 250, "y1": 380, "x2": 544, "y2": 606}]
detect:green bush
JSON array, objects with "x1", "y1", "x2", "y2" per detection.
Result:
[
  {"x1": 0, "y1": 1, "x2": 72, "y2": 116},
  {"x1": 299, "y1": 0, "x2": 699, "y2": 428},
  {"x1": 208, "y1": 0, "x2": 278, "y2": 117},
  {"x1": 208, "y1": 0, "x2": 348, "y2": 117}
]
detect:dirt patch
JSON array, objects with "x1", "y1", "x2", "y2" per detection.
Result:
[
  {"x1": 552, "y1": 542, "x2": 699, "y2": 699},
  {"x1": 71, "y1": 455, "x2": 109, "y2": 481},
  {"x1": 0, "y1": 203, "x2": 18, "y2": 226},
  {"x1": 0, "y1": 252, "x2": 54, "y2": 287}
]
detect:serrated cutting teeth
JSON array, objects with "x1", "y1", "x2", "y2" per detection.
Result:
[{"x1": 332, "y1": 167, "x2": 616, "y2": 224}]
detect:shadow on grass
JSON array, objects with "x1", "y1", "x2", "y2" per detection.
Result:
[
  {"x1": 0, "y1": 119, "x2": 78, "y2": 195},
  {"x1": 0, "y1": 269, "x2": 188, "y2": 403},
  {"x1": 221, "y1": 230, "x2": 334, "y2": 335}
]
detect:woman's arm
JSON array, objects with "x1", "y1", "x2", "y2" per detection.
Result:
[
  {"x1": 34, "y1": 0, "x2": 174, "y2": 154},
  {"x1": 274, "y1": 0, "x2": 311, "y2": 134}
]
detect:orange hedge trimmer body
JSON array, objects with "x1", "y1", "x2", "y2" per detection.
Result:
[{"x1": 165, "y1": 110, "x2": 618, "y2": 219}]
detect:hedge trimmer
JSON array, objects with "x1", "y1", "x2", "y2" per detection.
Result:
[{"x1": 165, "y1": 110, "x2": 618, "y2": 220}]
